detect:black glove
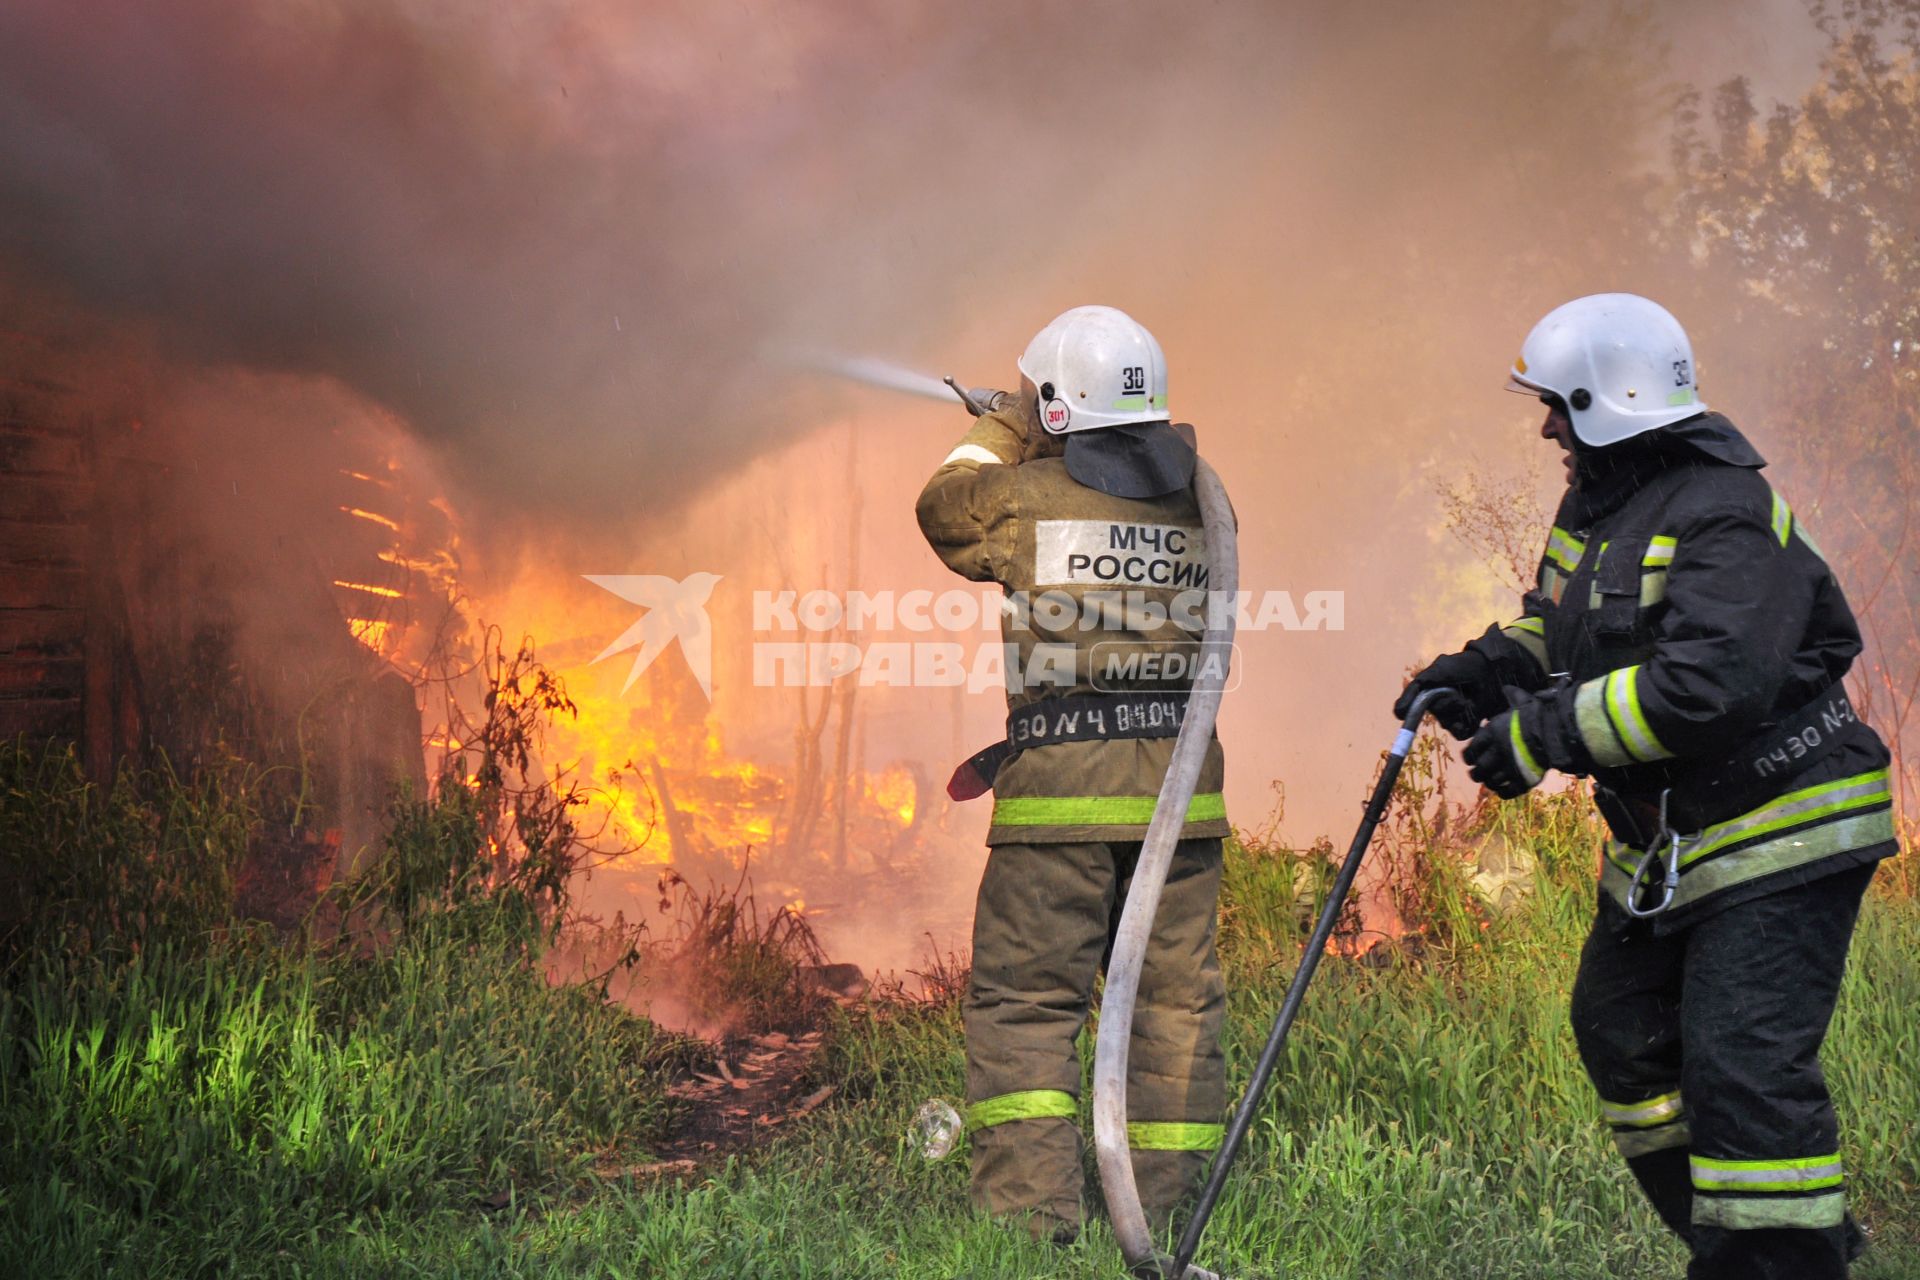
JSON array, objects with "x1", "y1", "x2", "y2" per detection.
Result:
[
  {"x1": 1463, "y1": 701, "x2": 1550, "y2": 798},
  {"x1": 1393, "y1": 650, "x2": 1500, "y2": 740}
]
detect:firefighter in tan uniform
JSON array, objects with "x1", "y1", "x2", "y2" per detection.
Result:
[{"x1": 916, "y1": 306, "x2": 1229, "y2": 1242}]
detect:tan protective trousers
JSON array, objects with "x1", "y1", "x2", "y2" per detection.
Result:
[{"x1": 963, "y1": 837, "x2": 1227, "y2": 1240}]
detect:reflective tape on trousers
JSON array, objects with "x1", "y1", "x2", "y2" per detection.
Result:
[{"x1": 991, "y1": 792, "x2": 1227, "y2": 827}]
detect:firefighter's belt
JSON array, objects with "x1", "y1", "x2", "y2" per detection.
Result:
[
  {"x1": 1595, "y1": 683, "x2": 1865, "y2": 845},
  {"x1": 946, "y1": 691, "x2": 1193, "y2": 802}
]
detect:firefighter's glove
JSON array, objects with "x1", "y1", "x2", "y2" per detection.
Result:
[
  {"x1": 1464, "y1": 685, "x2": 1594, "y2": 798},
  {"x1": 1464, "y1": 701, "x2": 1550, "y2": 799},
  {"x1": 1394, "y1": 649, "x2": 1500, "y2": 740}
]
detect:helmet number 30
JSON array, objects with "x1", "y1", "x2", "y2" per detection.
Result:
[
  {"x1": 1672, "y1": 359, "x2": 1690, "y2": 386},
  {"x1": 1122, "y1": 365, "x2": 1146, "y2": 394}
]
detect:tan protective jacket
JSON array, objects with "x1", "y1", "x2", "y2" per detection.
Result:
[{"x1": 916, "y1": 406, "x2": 1229, "y2": 846}]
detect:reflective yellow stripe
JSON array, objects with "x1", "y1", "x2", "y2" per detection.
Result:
[
  {"x1": 1692, "y1": 1153, "x2": 1844, "y2": 1193},
  {"x1": 1639, "y1": 569, "x2": 1669, "y2": 607},
  {"x1": 1575, "y1": 676, "x2": 1634, "y2": 768},
  {"x1": 991, "y1": 792, "x2": 1226, "y2": 827},
  {"x1": 1603, "y1": 841, "x2": 1639, "y2": 878},
  {"x1": 1604, "y1": 665, "x2": 1671, "y2": 762},
  {"x1": 965, "y1": 1089, "x2": 1077, "y2": 1132},
  {"x1": 1601, "y1": 1090, "x2": 1684, "y2": 1128},
  {"x1": 1677, "y1": 770, "x2": 1892, "y2": 870},
  {"x1": 1541, "y1": 565, "x2": 1567, "y2": 604},
  {"x1": 1600, "y1": 771, "x2": 1896, "y2": 911},
  {"x1": 1501, "y1": 617, "x2": 1549, "y2": 670},
  {"x1": 1616, "y1": 1121, "x2": 1691, "y2": 1158},
  {"x1": 1606, "y1": 806, "x2": 1897, "y2": 909},
  {"x1": 1545, "y1": 526, "x2": 1586, "y2": 573},
  {"x1": 1694, "y1": 1191, "x2": 1847, "y2": 1230},
  {"x1": 1508, "y1": 714, "x2": 1544, "y2": 786},
  {"x1": 1770, "y1": 490, "x2": 1793, "y2": 547},
  {"x1": 1127, "y1": 1121, "x2": 1224, "y2": 1151},
  {"x1": 1582, "y1": 535, "x2": 1654, "y2": 594}
]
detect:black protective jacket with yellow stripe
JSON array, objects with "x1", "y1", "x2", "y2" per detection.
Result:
[
  {"x1": 1464, "y1": 414, "x2": 1895, "y2": 930},
  {"x1": 916, "y1": 407, "x2": 1229, "y2": 847}
]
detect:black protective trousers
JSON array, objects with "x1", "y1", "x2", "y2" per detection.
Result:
[{"x1": 1569, "y1": 862, "x2": 1876, "y2": 1279}]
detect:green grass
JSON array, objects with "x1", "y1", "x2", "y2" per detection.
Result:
[
  {"x1": 3, "y1": 779, "x2": 1916, "y2": 1277},
  {"x1": 0, "y1": 915, "x2": 686, "y2": 1278}
]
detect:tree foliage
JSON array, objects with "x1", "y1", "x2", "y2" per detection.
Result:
[{"x1": 1667, "y1": 0, "x2": 1920, "y2": 835}]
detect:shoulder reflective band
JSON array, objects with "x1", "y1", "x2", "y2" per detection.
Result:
[
  {"x1": 1509, "y1": 715, "x2": 1545, "y2": 786},
  {"x1": 1642, "y1": 536, "x2": 1677, "y2": 567},
  {"x1": 1127, "y1": 1121, "x2": 1224, "y2": 1151},
  {"x1": 1545, "y1": 526, "x2": 1586, "y2": 574},
  {"x1": 965, "y1": 1089, "x2": 1077, "y2": 1132},
  {"x1": 1692, "y1": 1153, "x2": 1844, "y2": 1193},
  {"x1": 991, "y1": 792, "x2": 1226, "y2": 827},
  {"x1": 1768, "y1": 492, "x2": 1828, "y2": 560},
  {"x1": 942, "y1": 442, "x2": 1009, "y2": 468}
]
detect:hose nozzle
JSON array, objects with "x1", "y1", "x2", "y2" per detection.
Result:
[{"x1": 942, "y1": 374, "x2": 987, "y2": 416}]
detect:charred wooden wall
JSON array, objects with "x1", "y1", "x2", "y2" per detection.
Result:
[
  {"x1": 0, "y1": 364, "x2": 142, "y2": 780},
  {"x1": 0, "y1": 334, "x2": 425, "y2": 898}
]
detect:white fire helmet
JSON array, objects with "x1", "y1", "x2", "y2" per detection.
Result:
[
  {"x1": 1506, "y1": 293, "x2": 1708, "y2": 447},
  {"x1": 1017, "y1": 305, "x2": 1169, "y2": 435}
]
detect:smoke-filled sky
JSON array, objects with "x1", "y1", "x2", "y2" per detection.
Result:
[
  {"x1": 0, "y1": 1, "x2": 1822, "y2": 507},
  {"x1": 0, "y1": 0, "x2": 1842, "y2": 891}
]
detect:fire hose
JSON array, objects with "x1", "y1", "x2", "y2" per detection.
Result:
[{"x1": 1090, "y1": 453, "x2": 1236, "y2": 1280}]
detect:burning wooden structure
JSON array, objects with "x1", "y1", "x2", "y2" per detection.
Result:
[{"x1": 0, "y1": 330, "x2": 425, "y2": 909}]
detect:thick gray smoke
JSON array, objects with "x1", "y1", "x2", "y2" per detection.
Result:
[
  {"x1": 0, "y1": 0, "x2": 1835, "y2": 864},
  {"x1": 0, "y1": 1, "x2": 1818, "y2": 524},
  {"x1": 0, "y1": 1, "x2": 1256, "y2": 514}
]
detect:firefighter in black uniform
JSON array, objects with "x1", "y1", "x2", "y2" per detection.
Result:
[{"x1": 1398, "y1": 293, "x2": 1896, "y2": 1279}]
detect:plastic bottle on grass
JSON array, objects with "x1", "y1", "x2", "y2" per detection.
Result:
[{"x1": 911, "y1": 1100, "x2": 963, "y2": 1160}]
